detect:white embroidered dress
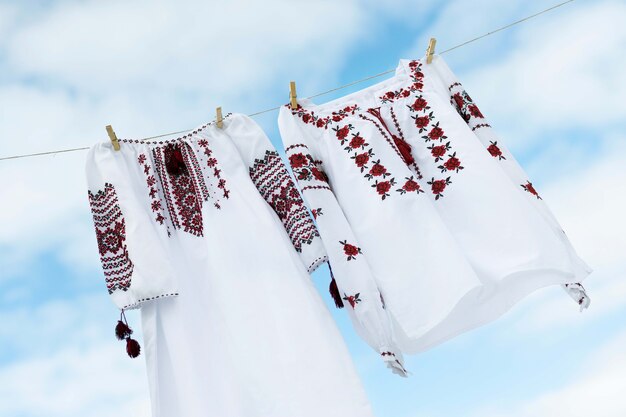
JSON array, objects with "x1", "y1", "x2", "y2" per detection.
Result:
[
  {"x1": 278, "y1": 55, "x2": 591, "y2": 375},
  {"x1": 86, "y1": 114, "x2": 375, "y2": 417}
]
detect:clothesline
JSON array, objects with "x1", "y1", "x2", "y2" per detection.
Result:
[{"x1": 0, "y1": 0, "x2": 575, "y2": 162}]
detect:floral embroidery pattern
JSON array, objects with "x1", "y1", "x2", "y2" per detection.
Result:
[
  {"x1": 396, "y1": 176, "x2": 423, "y2": 195},
  {"x1": 379, "y1": 60, "x2": 425, "y2": 104},
  {"x1": 487, "y1": 141, "x2": 506, "y2": 160},
  {"x1": 339, "y1": 240, "x2": 362, "y2": 261},
  {"x1": 249, "y1": 150, "x2": 320, "y2": 253},
  {"x1": 88, "y1": 183, "x2": 134, "y2": 294},
  {"x1": 406, "y1": 85, "x2": 465, "y2": 200},
  {"x1": 285, "y1": 144, "x2": 333, "y2": 193},
  {"x1": 437, "y1": 151, "x2": 464, "y2": 173},
  {"x1": 521, "y1": 181, "x2": 542, "y2": 200},
  {"x1": 448, "y1": 82, "x2": 491, "y2": 131},
  {"x1": 196, "y1": 138, "x2": 230, "y2": 208},
  {"x1": 153, "y1": 144, "x2": 204, "y2": 236},
  {"x1": 428, "y1": 177, "x2": 451, "y2": 200},
  {"x1": 342, "y1": 293, "x2": 362, "y2": 308},
  {"x1": 311, "y1": 208, "x2": 323, "y2": 219},
  {"x1": 289, "y1": 104, "x2": 360, "y2": 130},
  {"x1": 137, "y1": 153, "x2": 170, "y2": 232}
]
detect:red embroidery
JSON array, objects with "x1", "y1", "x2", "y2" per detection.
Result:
[
  {"x1": 521, "y1": 181, "x2": 542, "y2": 199},
  {"x1": 249, "y1": 150, "x2": 320, "y2": 252},
  {"x1": 196, "y1": 139, "x2": 230, "y2": 205},
  {"x1": 438, "y1": 152, "x2": 464, "y2": 173},
  {"x1": 342, "y1": 293, "x2": 362, "y2": 308},
  {"x1": 154, "y1": 144, "x2": 204, "y2": 236},
  {"x1": 289, "y1": 104, "x2": 360, "y2": 129},
  {"x1": 339, "y1": 240, "x2": 362, "y2": 261},
  {"x1": 428, "y1": 177, "x2": 451, "y2": 200},
  {"x1": 311, "y1": 208, "x2": 323, "y2": 219},
  {"x1": 397, "y1": 176, "x2": 423, "y2": 195},
  {"x1": 137, "y1": 153, "x2": 170, "y2": 233},
  {"x1": 379, "y1": 60, "x2": 425, "y2": 104},
  {"x1": 448, "y1": 83, "x2": 491, "y2": 130},
  {"x1": 487, "y1": 141, "x2": 506, "y2": 160},
  {"x1": 88, "y1": 183, "x2": 134, "y2": 294}
]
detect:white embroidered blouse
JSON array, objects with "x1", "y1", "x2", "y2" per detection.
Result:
[{"x1": 278, "y1": 55, "x2": 591, "y2": 375}]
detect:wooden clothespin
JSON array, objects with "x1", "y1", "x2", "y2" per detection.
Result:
[
  {"x1": 216, "y1": 107, "x2": 224, "y2": 129},
  {"x1": 426, "y1": 38, "x2": 437, "y2": 64},
  {"x1": 106, "y1": 125, "x2": 120, "y2": 151},
  {"x1": 289, "y1": 81, "x2": 298, "y2": 108}
]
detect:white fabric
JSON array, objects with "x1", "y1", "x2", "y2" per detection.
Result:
[
  {"x1": 278, "y1": 54, "x2": 592, "y2": 375},
  {"x1": 86, "y1": 114, "x2": 374, "y2": 417}
]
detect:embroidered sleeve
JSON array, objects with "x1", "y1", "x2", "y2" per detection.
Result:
[
  {"x1": 86, "y1": 145, "x2": 179, "y2": 310},
  {"x1": 226, "y1": 114, "x2": 327, "y2": 273},
  {"x1": 279, "y1": 106, "x2": 407, "y2": 377},
  {"x1": 433, "y1": 55, "x2": 590, "y2": 309}
]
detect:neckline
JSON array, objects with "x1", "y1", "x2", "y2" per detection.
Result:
[{"x1": 295, "y1": 57, "x2": 422, "y2": 116}]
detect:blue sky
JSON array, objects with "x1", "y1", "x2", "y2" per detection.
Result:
[{"x1": 1, "y1": 0, "x2": 625, "y2": 416}]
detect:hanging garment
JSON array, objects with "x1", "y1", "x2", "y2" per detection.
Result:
[
  {"x1": 86, "y1": 114, "x2": 375, "y2": 417},
  {"x1": 278, "y1": 54, "x2": 591, "y2": 374}
]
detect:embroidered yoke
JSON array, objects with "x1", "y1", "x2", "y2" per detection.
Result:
[
  {"x1": 278, "y1": 54, "x2": 592, "y2": 375},
  {"x1": 86, "y1": 114, "x2": 374, "y2": 417}
]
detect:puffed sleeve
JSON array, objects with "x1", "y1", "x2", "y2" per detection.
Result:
[
  {"x1": 429, "y1": 54, "x2": 591, "y2": 310},
  {"x1": 85, "y1": 142, "x2": 179, "y2": 310},
  {"x1": 226, "y1": 114, "x2": 327, "y2": 273},
  {"x1": 278, "y1": 105, "x2": 408, "y2": 377}
]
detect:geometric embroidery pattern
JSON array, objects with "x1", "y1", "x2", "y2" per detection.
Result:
[
  {"x1": 88, "y1": 183, "x2": 134, "y2": 294},
  {"x1": 250, "y1": 150, "x2": 320, "y2": 252},
  {"x1": 153, "y1": 144, "x2": 204, "y2": 237}
]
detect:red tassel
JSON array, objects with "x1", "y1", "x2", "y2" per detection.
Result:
[
  {"x1": 329, "y1": 278, "x2": 344, "y2": 309},
  {"x1": 126, "y1": 338, "x2": 141, "y2": 358},
  {"x1": 115, "y1": 320, "x2": 132, "y2": 340},
  {"x1": 393, "y1": 135, "x2": 415, "y2": 166}
]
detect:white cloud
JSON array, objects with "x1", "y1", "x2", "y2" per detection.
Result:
[
  {"x1": 470, "y1": 329, "x2": 626, "y2": 417},
  {"x1": 0, "y1": 344, "x2": 150, "y2": 417}
]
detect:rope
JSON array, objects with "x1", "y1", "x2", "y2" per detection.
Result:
[{"x1": 0, "y1": 0, "x2": 575, "y2": 162}]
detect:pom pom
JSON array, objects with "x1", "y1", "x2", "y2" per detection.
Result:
[
  {"x1": 329, "y1": 278, "x2": 344, "y2": 309},
  {"x1": 115, "y1": 320, "x2": 132, "y2": 340},
  {"x1": 165, "y1": 145, "x2": 187, "y2": 175},
  {"x1": 126, "y1": 338, "x2": 141, "y2": 358}
]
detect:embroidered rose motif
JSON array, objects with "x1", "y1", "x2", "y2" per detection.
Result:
[
  {"x1": 411, "y1": 97, "x2": 428, "y2": 112},
  {"x1": 428, "y1": 126, "x2": 444, "y2": 140},
  {"x1": 339, "y1": 240, "x2": 362, "y2": 261},
  {"x1": 376, "y1": 181, "x2": 391, "y2": 194},
  {"x1": 468, "y1": 104, "x2": 483, "y2": 118},
  {"x1": 521, "y1": 181, "x2": 542, "y2": 199},
  {"x1": 414, "y1": 115, "x2": 430, "y2": 129},
  {"x1": 302, "y1": 113, "x2": 312, "y2": 124},
  {"x1": 430, "y1": 145, "x2": 447, "y2": 159},
  {"x1": 487, "y1": 141, "x2": 505, "y2": 160},
  {"x1": 428, "y1": 177, "x2": 452, "y2": 200},
  {"x1": 439, "y1": 152, "x2": 464, "y2": 173},
  {"x1": 453, "y1": 93, "x2": 464, "y2": 109},
  {"x1": 372, "y1": 178, "x2": 396, "y2": 200},
  {"x1": 396, "y1": 176, "x2": 424, "y2": 195},
  {"x1": 342, "y1": 293, "x2": 362, "y2": 309},
  {"x1": 348, "y1": 134, "x2": 366, "y2": 149},
  {"x1": 311, "y1": 167, "x2": 328, "y2": 183},
  {"x1": 289, "y1": 153, "x2": 308, "y2": 169},
  {"x1": 353, "y1": 152, "x2": 370, "y2": 169},
  {"x1": 369, "y1": 163, "x2": 387, "y2": 177},
  {"x1": 316, "y1": 118, "x2": 327, "y2": 128},
  {"x1": 333, "y1": 124, "x2": 353, "y2": 145}
]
